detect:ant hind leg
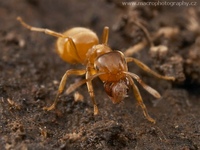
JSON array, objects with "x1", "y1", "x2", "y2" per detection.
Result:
[{"x1": 17, "y1": 17, "x2": 65, "y2": 38}]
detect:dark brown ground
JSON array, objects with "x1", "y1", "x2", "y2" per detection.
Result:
[{"x1": 0, "y1": 0, "x2": 200, "y2": 149}]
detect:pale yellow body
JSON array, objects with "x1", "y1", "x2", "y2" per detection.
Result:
[
  {"x1": 56, "y1": 27, "x2": 99, "y2": 64},
  {"x1": 17, "y1": 17, "x2": 175, "y2": 123}
]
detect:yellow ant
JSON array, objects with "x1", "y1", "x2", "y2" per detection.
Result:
[{"x1": 17, "y1": 17, "x2": 175, "y2": 123}]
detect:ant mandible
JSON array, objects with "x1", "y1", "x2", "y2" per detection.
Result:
[{"x1": 17, "y1": 17, "x2": 175, "y2": 123}]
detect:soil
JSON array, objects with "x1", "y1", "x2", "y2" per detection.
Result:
[{"x1": 0, "y1": 0, "x2": 200, "y2": 150}]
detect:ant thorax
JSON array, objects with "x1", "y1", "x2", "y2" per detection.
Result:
[{"x1": 85, "y1": 44, "x2": 112, "y2": 65}]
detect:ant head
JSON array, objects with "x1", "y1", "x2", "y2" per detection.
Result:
[
  {"x1": 104, "y1": 78, "x2": 130, "y2": 104},
  {"x1": 94, "y1": 51, "x2": 128, "y2": 82}
]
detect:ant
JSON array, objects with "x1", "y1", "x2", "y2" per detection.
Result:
[{"x1": 17, "y1": 17, "x2": 175, "y2": 123}]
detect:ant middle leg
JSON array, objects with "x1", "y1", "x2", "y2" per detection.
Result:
[
  {"x1": 86, "y1": 71, "x2": 99, "y2": 115},
  {"x1": 43, "y1": 69, "x2": 86, "y2": 111}
]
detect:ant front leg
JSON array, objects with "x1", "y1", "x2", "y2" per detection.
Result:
[
  {"x1": 43, "y1": 69, "x2": 86, "y2": 111},
  {"x1": 86, "y1": 69, "x2": 99, "y2": 115},
  {"x1": 129, "y1": 77, "x2": 156, "y2": 123},
  {"x1": 126, "y1": 57, "x2": 175, "y2": 81}
]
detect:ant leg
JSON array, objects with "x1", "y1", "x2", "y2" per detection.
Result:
[
  {"x1": 102, "y1": 26, "x2": 109, "y2": 45},
  {"x1": 43, "y1": 69, "x2": 86, "y2": 111},
  {"x1": 129, "y1": 77, "x2": 156, "y2": 123},
  {"x1": 86, "y1": 71, "x2": 99, "y2": 115},
  {"x1": 17, "y1": 17, "x2": 82, "y2": 62},
  {"x1": 17, "y1": 17, "x2": 65, "y2": 38},
  {"x1": 125, "y1": 71, "x2": 161, "y2": 98},
  {"x1": 66, "y1": 72, "x2": 105, "y2": 94},
  {"x1": 62, "y1": 37, "x2": 82, "y2": 62},
  {"x1": 126, "y1": 57, "x2": 175, "y2": 81}
]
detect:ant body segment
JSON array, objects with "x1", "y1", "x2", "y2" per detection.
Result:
[{"x1": 17, "y1": 17, "x2": 175, "y2": 123}]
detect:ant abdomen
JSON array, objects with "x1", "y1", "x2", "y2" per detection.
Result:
[{"x1": 56, "y1": 27, "x2": 99, "y2": 64}]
